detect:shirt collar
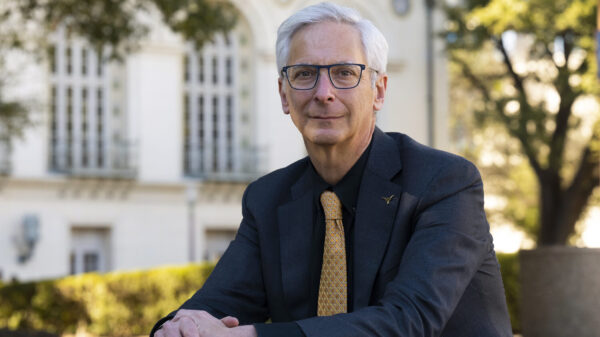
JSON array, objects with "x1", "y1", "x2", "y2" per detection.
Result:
[{"x1": 309, "y1": 140, "x2": 373, "y2": 214}]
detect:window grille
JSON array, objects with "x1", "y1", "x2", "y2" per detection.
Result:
[
  {"x1": 183, "y1": 31, "x2": 260, "y2": 181},
  {"x1": 48, "y1": 27, "x2": 135, "y2": 178}
]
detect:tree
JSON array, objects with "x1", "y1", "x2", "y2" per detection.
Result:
[
  {"x1": 0, "y1": 0, "x2": 237, "y2": 143},
  {"x1": 0, "y1": 55, "x2": 31, "y2": 168},
  {"x1": 442, "y1": 0, "x2": 599, "y2": 246}
]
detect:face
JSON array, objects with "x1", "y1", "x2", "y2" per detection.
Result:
[{"x1": 278, "y1": 21, "x2": 387, "y2": 150}]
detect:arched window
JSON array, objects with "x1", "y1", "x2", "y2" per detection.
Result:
[
  {"x1": 183, "y1": 24, "x2": 258, "y2": 181},
  {"x1": 48, "y1": 27, "x2": 135, "y2": 177}
]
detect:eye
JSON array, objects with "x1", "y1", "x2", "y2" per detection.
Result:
[
  {"x1": 291, "y1": 66, "x2": 317, "y2": 80},
  {"x1": 297, "y1": 70, "x2": 313, "y2": 78},
  {"x1": 332, "y1": 65, "x2": 358, "y2": 77}
]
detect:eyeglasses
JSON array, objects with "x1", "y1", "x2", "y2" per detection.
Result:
[{"x1": 281, "y1": 63, "x2": 374, "y2": 90}]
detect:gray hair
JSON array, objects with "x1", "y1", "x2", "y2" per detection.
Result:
[{"x1": 276, "y1": 2, "x2": 389, "y2": 80}]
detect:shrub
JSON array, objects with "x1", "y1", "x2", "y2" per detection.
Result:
[
  {"x1": 497, "y1": 252, "x2": 520, "y2": 333},
  {"x1": 0, "y1": 263, "x2": 214, "y2": 336},
  {"x1": 0, "y1": 328, "x2": 59, "y2": 337},
  {"x1": 1, "y1": 256, "x2": 522, "y2": 335}
]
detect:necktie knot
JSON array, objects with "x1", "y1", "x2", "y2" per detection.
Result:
[{"x1": 320, "y1": 191, "x2": 343, "y2": 220}]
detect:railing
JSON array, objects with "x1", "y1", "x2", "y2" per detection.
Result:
[
  {"x1": 185, "y1": 145, "x2": 268, "y2": 183},
  {"x1": 50, "y1": 139, "x2": 138, "y2": 179}
]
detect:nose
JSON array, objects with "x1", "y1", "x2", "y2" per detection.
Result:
[{"x1": 313, "y1": 68, "x2": 335, "y2": 103}]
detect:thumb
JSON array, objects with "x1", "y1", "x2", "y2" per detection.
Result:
[{"x1": 220, "y1": 316, "x2": 240, "y2": 328}]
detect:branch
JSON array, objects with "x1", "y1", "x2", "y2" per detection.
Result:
[
  {"x1": 451, "y1": 55, "x2": 493, "y2": 101},
  {"x1": 494, "y1": 36, "x2": 528, "y2": 101},
  {"x1": 492, "y1": 37, "x2": 544, "y2": 176},
  {"x1": 546, "y1": 29, "x2": 585, "y2": 175},
  {"x1": 543, "y1": 42, "x2": 562, "y2": 71},
  {"x1": 548, "y1": 73, "x2": 578, "y2": 173},
  {"x1": 567, "y1": 145, "x2": 600, "y2": 198},
  {"x1": 452, "y1": 54, "x2": 544, "y2": 176},
  {"x1": 562, "y1": 128, "x2": 600, "y2": 241},
  {"x1": 528, "y1": 32, "x2": 580, "y2": 177},
  {"x1": 569, "y1": 123, "x2": 600, "y2": 191},
  {"x1": 562, "y1": 31, "x2": 574, "y2": 66}
]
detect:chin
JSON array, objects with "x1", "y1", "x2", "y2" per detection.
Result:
[{"x1": 307, "y1": 129, "x2": 346, "y2": 146}]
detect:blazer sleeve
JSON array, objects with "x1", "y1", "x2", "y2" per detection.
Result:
[
  {"x1": 297, "y1": 158, "x2": 495, "y2": 337},
  {"x1": 149, "y1": 184, "x2": 270, "y2": 336}
]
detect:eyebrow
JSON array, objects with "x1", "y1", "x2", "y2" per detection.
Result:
[{"x1": 288, "y1": 61, "x2": 361, "y2": 66}]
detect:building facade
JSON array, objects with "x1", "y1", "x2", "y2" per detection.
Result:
[{"x1": 0, "y1": 0, "x2": 449, "y2": 281}]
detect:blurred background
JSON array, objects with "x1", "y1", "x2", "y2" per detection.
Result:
[{"x1": 0, "y1": 0, "x2": 598, "y2": 336}]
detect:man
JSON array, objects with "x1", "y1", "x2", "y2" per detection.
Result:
[{"x1": 152, "y1": 2, "x2": 512, "y2": 337}]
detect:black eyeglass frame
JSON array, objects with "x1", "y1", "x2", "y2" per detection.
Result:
[{"x1": 281, "y1": 63, "x2": 376, "y2": 90}]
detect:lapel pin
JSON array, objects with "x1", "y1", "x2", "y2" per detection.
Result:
[{"x1": 382, "y1": 194, "x2": 395, "y2": 205}]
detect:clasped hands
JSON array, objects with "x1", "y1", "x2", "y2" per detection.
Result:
[{"x1": 155, "y1": 309, "x2": 257, "y2": 337}]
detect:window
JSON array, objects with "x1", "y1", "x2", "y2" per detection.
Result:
[
  {"x1": 48, "y1": 27, "x2": 135, "y2": 177},
  {"x1": 70, "y1": 227, "x2": 110, "y2": 275},
  {"x1": 48, "y1": 45, "x2": 56, "y2": 74},
  {"x1": 83, "y1": 252, "x2": 99, "y2": 273},
  {"x1": 66, "y1": 47, "x2": 72, "y2": 74},
  {"x1": 183, "y1": 30, "x2": 256, "y2": 180},
  {"x1": 81, "y1": 49, "x2": 88, "y2": 75},
  {"x1": 204, "y1": 229, "x2": 237, "y2": 261},
  {"x1": 212, "y1": 96, "x2": 219, "y2": 171}
]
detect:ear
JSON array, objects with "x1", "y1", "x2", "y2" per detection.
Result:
[
  {"x1": 278, "y1": 77, "x2": 290, "y2": 115},
  {"x1": 372, "y1": 73, "x2": 388, "y2": 111}
]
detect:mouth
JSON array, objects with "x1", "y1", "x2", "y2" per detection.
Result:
[{"x1": 311, "y1": 115, "x2": 343, "y2": 120}]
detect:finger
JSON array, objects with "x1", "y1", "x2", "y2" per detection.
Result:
[
  {"x1": 178, "y1": 318, "x2": 198, "y2": 337},
  {"x1": 220, "y1": 316, "x2": 240, "y2": 328},
  {"x1": 160, "y1": 321, "x2": 182, "y2": 337},
  {"x1": 172, "y1": 309, "x2": 190, "y2": 322},
  {"x1": 187, "y1": 310, "x2": 223, "y2": 326}
]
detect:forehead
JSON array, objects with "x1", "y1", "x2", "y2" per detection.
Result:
[{"x1": 287, "y1": 21, "x2": 366, "y2": 65}]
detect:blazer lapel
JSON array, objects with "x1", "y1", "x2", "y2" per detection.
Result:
[
  {"x1": 353, "y1": 128, "x2": 403, "y2": 309},
  {"x1": 278, "y1": 165, "x2": 314, "y2": 320}
]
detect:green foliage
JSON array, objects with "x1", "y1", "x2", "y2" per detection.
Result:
[
  {"x1": 0, "y1": 58, "x2": 30, "y2": 147},
  {"x1": 0, "y1": 264, "x2": 215, "y2": 336},
  {"x1": 0, "y1": 0, "x2": 237, "y2": 57},
  {"x1": 0, "y1": 96, "x2": 30, "y2": 147},
  {"x1": 501, "y1": 162, "x2": 539, "y2": 238},
  {"x1": 497, "y1": 253, "x2": 520, "y2": 333},
  {"x1": 444, "y1": 0, "x2": 600, "y2": 245},
  {"x1": 153, "y1": 0, "x2": 237, "y2": 49},
  {"x1": 0, "y1": 259, "x2": 525, "y2": 335},
  {"x1": 0, "y1": 0, "x2": 237, "y2": 141},
  {"x1": 0, "y1": 280, "x2": 85, "y2": 333}
]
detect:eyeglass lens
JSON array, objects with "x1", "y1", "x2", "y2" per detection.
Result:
[{"x1": 286, "y1": 64, "x2": 362, "y2": 89}]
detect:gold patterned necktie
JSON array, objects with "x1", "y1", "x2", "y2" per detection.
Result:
[{"x1": 318, "y1": 190, "x2": 347, "y2": 316}]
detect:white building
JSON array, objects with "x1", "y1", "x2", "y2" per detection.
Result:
[{"x1": 0, "y1": 0, "x2": 449, "y2": 281}]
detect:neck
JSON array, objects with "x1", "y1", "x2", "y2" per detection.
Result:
[{"x1": 307, "y1": 126, "x2": 375, "y2": 185}]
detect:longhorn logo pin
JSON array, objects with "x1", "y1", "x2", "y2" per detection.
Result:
[{"x1": 382, "y1": 194, "x2": 395, "y2": 205}]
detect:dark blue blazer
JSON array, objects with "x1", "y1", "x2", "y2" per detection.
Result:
[{"x1": 155, "y1": 128, "x2": 512, "y2": 337}]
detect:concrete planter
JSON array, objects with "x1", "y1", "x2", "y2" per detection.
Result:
[{"x1": 519, "y1": 247, "x2": 600, "y2": 337}]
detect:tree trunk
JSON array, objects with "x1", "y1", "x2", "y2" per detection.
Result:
[
  {"x1": 537, "y1": 171, "x2": 569, "y2": 245},
  {"x1": 537, "y1": 159, "x2": 599, "y2": 246}
]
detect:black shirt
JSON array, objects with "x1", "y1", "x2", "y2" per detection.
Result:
[{"x1": 255, "y1": 142, "x2": 372, "y2": 337}]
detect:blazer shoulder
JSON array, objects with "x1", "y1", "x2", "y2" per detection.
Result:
[
  {"x1": 386, "y1": 132, "x2": 481, "y2": 188},
  {"x1": 244, "y1": 156, "x2": 310, "y2": 205},
  {"x1": 252, "y1": 156, "x2": 309, "y2": 188}
]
